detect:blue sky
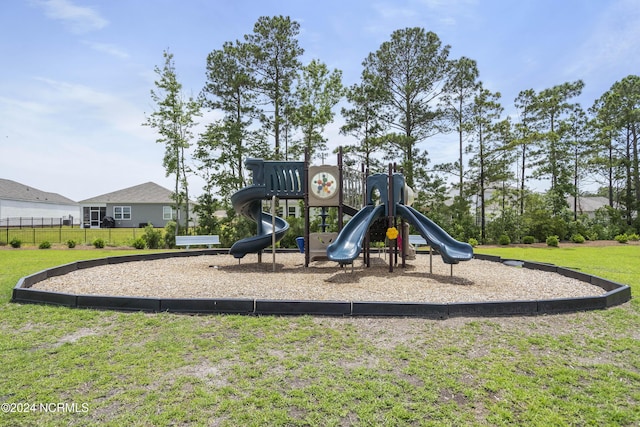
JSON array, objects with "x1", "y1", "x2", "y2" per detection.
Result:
[{"x1": 1, "y1": 0, "x2": 639, "y2": 201}]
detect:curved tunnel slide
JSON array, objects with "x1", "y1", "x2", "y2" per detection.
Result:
[
  {"x1": 229, "y1": 185, "x2": 289, "y2": 259},
  {"x1": 396, "y1": 204, "x2": 473, "y2": 264}
]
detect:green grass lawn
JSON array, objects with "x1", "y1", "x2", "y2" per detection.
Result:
[{"x1": 0, "y1": 246, "x2": 639, "y2": 426}]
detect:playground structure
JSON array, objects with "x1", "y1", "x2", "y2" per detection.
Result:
[
  {"x1": 11, "y1": 153, "x2": 632, "y2": 317},
  {"x1": 11, "y1": 148, "x2": 632, "y2": 316},
  {"x1": 228, "y1": 150, "x2": 473, "y2": 271}
]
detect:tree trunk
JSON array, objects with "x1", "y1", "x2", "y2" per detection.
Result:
[
  {"x1": 459, "y1": 97, "x2": 464, "y2": 200},
  {"x1": 608, "y1": 141, "x2": 614, "y2": 207},
  {"x1": 633, "y1": 124, "x2": 639, "y2": 210},
  {"x1": 574, "y1": 147, "x2": 578, "y2": 221},
  {"x1": 626, "y1": 128, "x2": 633, "y2": 225},
  {"x1": 175, "y1": 144, "x2": 181, "y2": 236},
  {"x1": 520, "y1": 144, "x2": 526, "y2": 216},
  {"x1": 479, "y1": 131, "x2": 486, "y2": 242},
  {"x1": 181, "y1": 144, "x2": 189, "y2": 233}
]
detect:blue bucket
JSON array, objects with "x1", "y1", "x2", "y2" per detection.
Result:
[{"x1": 295, "y1": 237, "x2": 304, "y2": 253}]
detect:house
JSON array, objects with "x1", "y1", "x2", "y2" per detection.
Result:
[
  {"x1": 79, "y1": 182, "x2": 194, "y2": 228},
  {"x1": 467, "y1": 189, "x2": 610, "y2": 221},
  {"x1": 566, "y1": 196, "x2": 610, "y2": 218},
  {"x1": 0, "y1": 178, "x2": 79, "y2": 226}
]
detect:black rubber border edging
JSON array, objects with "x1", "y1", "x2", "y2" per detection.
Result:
[{"x1": 11, "y1": 249, "x2": 632, "y2": 318}]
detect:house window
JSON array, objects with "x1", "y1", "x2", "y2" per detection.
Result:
[
  {"x1": 114, "y1": 206, "x2": 131, "y2": 220},
  {"x1": 163, "y1": 206, "x2": 175, "y2": 221}
]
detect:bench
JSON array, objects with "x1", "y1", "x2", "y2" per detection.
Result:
[
  {"x1": 408, "y1": 235, "x2": 428, "y2": 249},
  {"x1": 175, "y1": 235, "x2": 220, "y2": 249}
]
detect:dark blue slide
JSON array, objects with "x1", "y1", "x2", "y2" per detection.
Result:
[
  {"x1": 396, "y1": 204, "x2": 473, "y2": 264},
  {"x1": 326, "y1": 204, "x2": 385, "y2": 264},
  {"x1": 229, "y1": 186, "x2": 289, "y2": 259}
]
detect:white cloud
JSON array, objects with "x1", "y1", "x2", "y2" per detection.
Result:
[
  {"x1": 81, "y1": 41, "x2": 129, "y2": 59},
  {"x1": 565, "y1": 0, "x2": 640, "y2": 82},
  {"x1": 365, "y1": 0, "x2": 477, "y2": 37},
  {"x1": 31, "y1": 77, "x2": 153, "y2": 140},
  {"x1": 35, "y1": 0, "x2": 108, "y2": 33},
  {"x1": 0, "y1": 75, "x2": 211, "y2": 200},
  {"x1": 372, "y1": 2, "x2": 419, "y2": 21},
  {"x1": 1, "y1": 139, "x2": 170, "y2": 201}
]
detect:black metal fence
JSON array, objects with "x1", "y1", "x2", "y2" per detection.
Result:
[
  {"x1": 1, "y1": 217, "x2": 81, "y2": 228},
  {"x1": 1, "y1": 227, "x2": 147, "y2": 246}
]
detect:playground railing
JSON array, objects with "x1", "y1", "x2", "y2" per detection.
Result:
[{"x1": 249, "y1": 160, "x2": 306, "y2": 199}]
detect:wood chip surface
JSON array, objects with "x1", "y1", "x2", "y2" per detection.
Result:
[{"x1": 33, "y1": 253, "x2": 606, "y2": 303}]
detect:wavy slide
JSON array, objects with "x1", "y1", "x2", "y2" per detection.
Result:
[
  {"x1": 326, "y1": 204, "x2": 385, "y2": 264},
  {"x1": 396, "y1": 204, "x2": 473, "y2": 264},
  {"x1": 326, "y1": 204, "x2": 473, "y2": 265},
  {"x1": 229, "y1": 185, "x2": 289, "y2": 259}
]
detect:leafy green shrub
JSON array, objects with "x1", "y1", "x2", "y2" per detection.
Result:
[
  {"x1": 279, "y1": 216, "x2": 305, "y2": 248},
  {"x1": 571, "y1": 233, "x2": 585, "y2": 244},
  {"x1": 546, "y1": 235, "x2": 559, "y2": 247},
  {"x1": 615, "y1": 233, "x2": 628, "y2": 244},
  {"x1": 486, "y1": 211, "x2": 518, "y2": 246},
  {"x1": 585, "y1": 229, "x2": 600, "y2": 242},
  {"x1": 163, "y1": 221, "x2": 177, "y2": 249},
  {"x1": 142, "y1": 225, "x2": 162, "y2": 249},
  {"x1": 522, "y1": 235, "x2": 535, "y2": 244},
  {"x1": 66, "y1": 239, "x2": 76, "y2": 248},
  {"x1": 468, "y1": 238, "x2": 478, "y2": 247},
  {"x1": 9, "y1": 238, "x2": 22, "y2": 248},
  {"x1": 592, "y1": 206, "x2": 625, "y2": 240},
  {"x1": 38, "y1": 241, "x2": 51, "y2": 249},
  {"x1": 498, "y1": 234, "x2": 510, "y2": 245},
  {"x1": 628, "y1": 233, "x2": 640, "y2": 241},
  {"x1": 567, "y1": 218, "x2": 590, "y2": 243},
  {"x1": 93, "y1": 238, "x2": 106, "y2": 249},
  {"x1": 219, "y1": 215, "x2": 254, "y2": 248},
  {"x1": 132, "y1": 237, "x2": 146, "y2": 250}
]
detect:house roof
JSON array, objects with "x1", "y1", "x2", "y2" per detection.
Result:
[
  {"x1": 566, "y1": 196, "x2": 610, "y2": 213},
  {"x1": 79, "y1": 182, "x2": 176, "y2": 204},
  {"x1": 0, "y1": 178, "x2": 77, "y2": 205}
]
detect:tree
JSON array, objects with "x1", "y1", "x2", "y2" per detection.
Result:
[
  {"x1": 144, "y1": 50, "x2": 201, "y2": 234},
  {"x1": 466, "y1": 87, "x2": 513, "y2": 242},
  {"x1": 512, "y1": 89, "x2": 540, "y2": 216},
  {"x1": 561, "y1": 106, "x2": 593, "y2": 220},
  {"x1": 362, "y1": 27, "x2": 452, "y2": 187},
  {"x1": 611, "y1": 76, "x2": 640, "y2": 226},
  {"x1": 339, "y1": 78, "x2": 386, "y2": 172},
  {"x1": 590, "y1": 91, "x2": 624, "y2": 207},
  {"x1": 442, "y1": 57, "x2": 480, "y2": 199},
  {"x1": 243, "y1": 16, "x2": 304, "y2": 159},
  {"x1": 530, "y1": 80, "x2": 585, "y2": 215},
  {"x1": 288, "y1": 59, "x2": 343, "y2": 161},
  {"x1": 590, "y1": 75, "x2": 640, "y2": 226},
  {"x1": 198, "y1": 41, "x2": 266, "y2": 201}
]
